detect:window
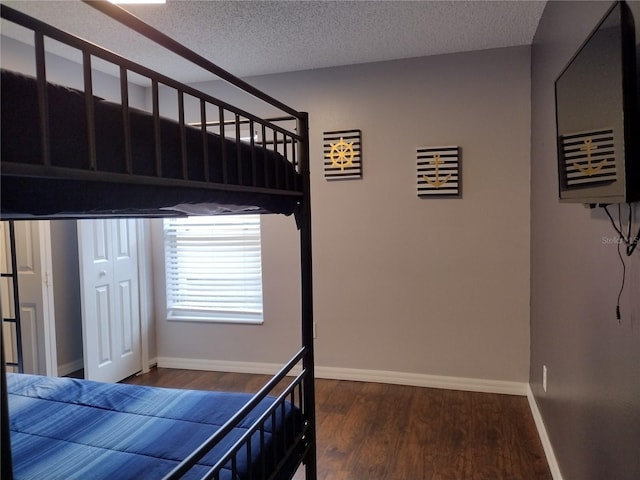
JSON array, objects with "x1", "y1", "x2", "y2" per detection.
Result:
[{"x1": 164, "y1": 215, "x2": 263, "y2": 324}]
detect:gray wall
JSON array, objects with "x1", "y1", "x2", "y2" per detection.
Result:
[
  {"x1": 154, "y1": 45, "x2": 532, "y2": 384},
  {"x1": 530, "y1": 2, "x2": 640, "y2": 479}
]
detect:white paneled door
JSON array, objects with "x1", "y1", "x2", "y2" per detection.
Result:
[
  {"x1": 9, "y1": 221, "x2": 57, "y2": 375},
  {"x1": 78, "y1": 219, "x2": 141, "y2": 383}
]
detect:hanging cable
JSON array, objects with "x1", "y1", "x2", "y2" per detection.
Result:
[
  {"x1": 602, "y1": 204, "x2": 637, "y2": 323},
  {"x1": 603, "y1": 204, "x2": 626, "y2": 241},
  {"x1": 616, "y1": 204, "x2": 625, "y2": 323},
  {"x1": 615, "y1": 236, "x2": 625, "y2": 323},
  {"x1": 603, "y1": 203, "x2": 638, "y2": 256},
  {"x1": 626, "y1": 203, "x2": 639, "y2": 256}
]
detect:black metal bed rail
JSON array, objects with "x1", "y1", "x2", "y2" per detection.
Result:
[
  {"x1": 192, "y1": 117, "x2": 298, "y2": 128},
  {"x1": 0, "y1": 4, "x2": 303, "y2": 191},
  {"x1": 0, "y1": 5, "x2": 302, "y2": 140},
  {"x1": 0, "y1": 162, "x2": 303, "y2": 197},
  {"x1": 201, "y1": 115, "x2": 299, "y2": 191},
  {"x1": 82, "y1": 1, "x2": 299, "y2": 119},
  {"x1": 204, "y1": 369, "x2": 310, "y2": 480},
  {"x1": 162, "y1": 347, "x2": 310, "y2": 480}
]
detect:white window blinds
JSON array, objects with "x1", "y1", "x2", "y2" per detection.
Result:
[{"x1": 164, "y1": 215, "x2": 263, "y2": 324}]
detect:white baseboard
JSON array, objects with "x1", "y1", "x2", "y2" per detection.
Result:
[
  {"x1": 315, "y1": 366, "x2": 528, "y2": 395},
  {"x1": 57, "y1": 358, "x2": 158, "y2": 377},
  {"x1": 141, "y1": 357, "x2": 158, "y2": 374},
  {"x1": 527, "y1": 385, "x2": 564, "y2": 480},
  {"x1": 57, "y1": 358, "x2": 84, "y2": 377},
  {"x1": 156, "y1": 356, "x2": 528, "y2": 396},
  {"x1": 157, "y1": 356, "x2": 288, "y2": 375}
]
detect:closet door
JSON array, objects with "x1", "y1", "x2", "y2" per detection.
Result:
[{"x1": 78, "y1": 219, "x2": 141, "y2": 383}]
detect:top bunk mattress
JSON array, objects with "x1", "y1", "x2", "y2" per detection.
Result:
[{"x1": 0, "y1": 69, "x2": 302, "y2": 218}]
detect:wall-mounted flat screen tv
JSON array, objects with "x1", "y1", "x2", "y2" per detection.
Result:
[{"x1": 555, "y1": 1, "x2": 639, "y2": 205}]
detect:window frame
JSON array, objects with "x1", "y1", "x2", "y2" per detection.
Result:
[{"x1": 163, "y1": 214, "x2": 264, "y2": 325}]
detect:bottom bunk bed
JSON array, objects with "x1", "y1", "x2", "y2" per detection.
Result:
[
  {"x1": 7, "y1": 364, "x2": 309, "y2": 480},
  {"x1": 0, "y1": 3, "x2": 316, "y2": 479}
]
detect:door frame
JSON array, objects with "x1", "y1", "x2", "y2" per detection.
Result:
[
  {"x1": 137, "y1": 220, "x2": 151, "y2": 374},
  {"x1": 38, "y1": 221, "x2": 58, "y2": 376}
]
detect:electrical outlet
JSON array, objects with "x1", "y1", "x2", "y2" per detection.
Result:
[{"x1": 543, "y1": 365, "x2": 548, "y2": 393}]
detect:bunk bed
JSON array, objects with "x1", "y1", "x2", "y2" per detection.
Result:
[{"x1": 0, "y1": 2, "x2": 316, "y2": 480}]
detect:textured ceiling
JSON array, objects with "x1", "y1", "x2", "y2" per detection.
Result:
[{"x1": 1, "y1": 0, "x2": 547, "y2": 82}]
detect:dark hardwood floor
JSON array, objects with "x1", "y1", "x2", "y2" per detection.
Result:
[{"x1": 123, "y1": 368, "x2": 552, "y2": 480}]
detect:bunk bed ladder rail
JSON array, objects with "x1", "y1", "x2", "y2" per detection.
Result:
[
  {"x1": 1, "y1": 221, "x2": 20, "y2": 480},
  {"x1": 1, "y1": 329, "x2": 14, "y2": 480},
  {"x1": 1, "y1": 222, "x2": 24, "y2": 374}
]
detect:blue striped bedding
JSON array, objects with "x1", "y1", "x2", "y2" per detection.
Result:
[{"x1": 7, "y1": 373, "x2": 300, "y2": 480}]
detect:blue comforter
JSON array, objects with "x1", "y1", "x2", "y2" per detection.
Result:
[{"x1": 7, "y1": 373, "x2": 299, "y2": 480}]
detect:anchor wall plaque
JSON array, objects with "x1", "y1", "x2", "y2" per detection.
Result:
[
  {"x1": 417, "y1": 146, "x2": 461, "y2": 198},
  {"x1": 560, "y1": 128, "x2": 617, "y2": 187},
  {"x1": 323, "y1": 129, "x2": 362, "y2": 180}
]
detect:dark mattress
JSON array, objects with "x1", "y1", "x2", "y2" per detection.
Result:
[
  {"x1": 0, "y1": 69, "x2": 301, "y2": 217},
  {"x1": 7, "y1": 373, "x2": 301, "y2": 480}
]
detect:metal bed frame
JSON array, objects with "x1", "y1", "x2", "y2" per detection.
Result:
[{"x1": 0, "y1": 1, "x2": 316, "y2": 479}]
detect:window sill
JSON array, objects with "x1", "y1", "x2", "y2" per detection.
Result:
[{"x1": 167, "y1": 316, "x2": 264, "y2": 325}]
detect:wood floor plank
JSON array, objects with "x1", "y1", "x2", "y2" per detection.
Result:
[
  {"x1": 122, "y1": 369, "x2": 552, "y2": 480},
  {"x1": 348, "y1": 382, "x2": 414, "y2": 479}
]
